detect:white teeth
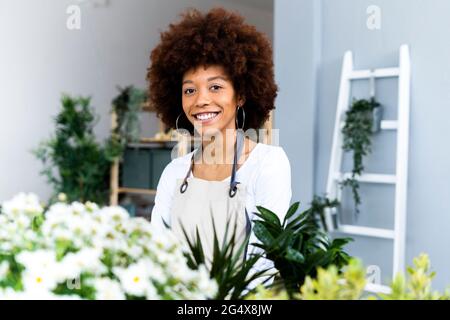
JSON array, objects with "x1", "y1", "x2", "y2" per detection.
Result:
[{"x1": 195, "y1": 112, "x2": 218, "y2": 121}]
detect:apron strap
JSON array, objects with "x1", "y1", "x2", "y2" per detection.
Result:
[
  {"x1": 229, "y1": 129, "x2": 245, "y2": 197},
  {"x1": 179, "y1": 130, "x2": 245, "y2": 197}
]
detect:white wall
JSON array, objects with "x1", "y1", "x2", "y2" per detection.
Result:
[
  {"x1": 275, "y1": 0, "x2": 450, "y2": 290},
  {"x1": 0, "y1": 0, "x2": 273, "y2": 202}
]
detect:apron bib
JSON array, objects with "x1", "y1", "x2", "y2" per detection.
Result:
[{"x1": 169, "y1": 130, "x2": 251, "y2": 268}]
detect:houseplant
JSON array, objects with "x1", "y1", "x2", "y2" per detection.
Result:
[
  {"x1": 111, "y1": 85, "x2": 146, "y2": 150},
  {"x1": 34, "y1": 94, "x2": 122, "y2": 205},
  {"x1": 341, "y1": 97, "x2": 381, "y2": 215},
  {"x1": 177, "y1": 216, "x2": 270, "y2": 300},
  {"x1": 251, "y1": 202, "x2": 353, "y2": 298},
  {"x1": 246, "y1": 254, "x2": 450, "y2": 300}
]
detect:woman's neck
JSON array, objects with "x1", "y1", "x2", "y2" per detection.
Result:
[{"x1": 198, "y1": 129, "x2": 237, "y2": 166}]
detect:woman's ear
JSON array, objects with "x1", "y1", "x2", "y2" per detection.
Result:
[{"x1": 238, "y1": 96, "x2": 246, "y2": 107}]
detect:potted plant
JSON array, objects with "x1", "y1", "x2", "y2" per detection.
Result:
[
  {"x1": 34, "y1": 94, "x2": 122, "y2": 205},
  {"x1": 341, "y1": 97, "x2": 381, "y2": 215}
]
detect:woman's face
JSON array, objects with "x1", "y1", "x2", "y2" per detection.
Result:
[{"x1": 182, "y1": 65, "x2": 243, "y2": 137}]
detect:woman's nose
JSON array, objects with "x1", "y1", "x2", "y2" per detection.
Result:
[{"x1": 194, "y1": 87, "x2": 212, "y2": 107}]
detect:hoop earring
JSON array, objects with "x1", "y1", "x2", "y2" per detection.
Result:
[
  {"x1": 176, "y1": 113, "x2": 183, "y2": 132},
  {"x1": 235, "y1": 106, "x2": 245, "y2": 130}
]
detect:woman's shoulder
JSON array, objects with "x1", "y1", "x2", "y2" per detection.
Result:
[{"x1": 252, "y1": 143, "x2": 290, "y2": 166}]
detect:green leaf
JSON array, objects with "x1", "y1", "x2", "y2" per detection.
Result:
[
  {"x1": 253, "y1": 221, "x2": 276, "y2": 248},
  {"x1": 283, "y1": 202, "x2": 300, "y2": 226},
  {"x1": 285, "y1": 248, "x2": 305, "y2": 264},
  {"x1": 255, "y1": 206, "x2": 281, "y2": 227}
]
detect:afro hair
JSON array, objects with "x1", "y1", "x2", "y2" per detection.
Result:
[{"x1": 147, "y1": 7, "x2": 277, "y2": 134}]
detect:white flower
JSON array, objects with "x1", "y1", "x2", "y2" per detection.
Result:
[
  {"x1": 0, "y1": 193, "x2": 217, "y2": 300},
  {"x1": 113, "y1": 261, "x2": 151, "y2": 297},
  {"x1": 195, "y1": 265, "x2": 218, "y2": 298},
  {"x1": 57, "y1": 193, "x2": 67, "y2": 202},
  {"x1": 16, "y1": 250, "x2": 60, "y2": 291},
  {"x1": 61, "y1": 248, "x2": 106, "y2": 277},
  {"x1": 93, "y1": 278, "x2": 125, "y2": 300},
  {"x1": 1, "y1": 193, "x2": 43, "y2": 219},
  {"x1": 96, "y1": 207, "x2": 129, "y2": 225}
]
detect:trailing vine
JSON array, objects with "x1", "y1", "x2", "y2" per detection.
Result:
[{"x1": 340, "y1": 97, "x2": 380, "y2": 215}]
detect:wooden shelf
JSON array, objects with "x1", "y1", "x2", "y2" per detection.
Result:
[
  {"x1": 139, "y1": 137, "x2": 176, "y2": 143},
  {"x1": 141, "y1": 101, "x2": 155, "y2": 112}
]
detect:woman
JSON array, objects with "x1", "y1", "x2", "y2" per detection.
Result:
[{"x1": 147, "y1": 7, "x2": 291, "y2": 287}]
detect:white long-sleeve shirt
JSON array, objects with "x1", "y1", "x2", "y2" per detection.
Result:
[{"x1": 151, "y1": 142, "x2": 292, "y2": 289}]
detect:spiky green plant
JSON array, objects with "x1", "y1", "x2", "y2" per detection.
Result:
[
  {"x1": 177, "y1": 216, "x2": 270, "y2": 300},
  {"x1": 252, "y1": 202, "x2": 352, "y2": 298}
]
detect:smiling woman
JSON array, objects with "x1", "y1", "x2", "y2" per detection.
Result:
[
  {"x1": 181, "y1": 65, "x2": 241, "y2": 137},
  {"x1": 146, "y1": 7, "x2": 291, "y2": 293}
]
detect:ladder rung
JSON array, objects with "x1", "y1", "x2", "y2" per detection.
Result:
[
  {"x1": 340, "y1": 120, "x2": 397, "y2": 130},
  {"x1": 349, "y1": 67, "x2": 400, "y2": 80},
  {"x1": 380, "y1": 120, "x2": 397, "y2": 130},
  {"x1": 334, "y1": 224, "x2": 395, "y2": 239},
  {"x1": 335, "y1": 173, "x2": 397, "y2": 184}
]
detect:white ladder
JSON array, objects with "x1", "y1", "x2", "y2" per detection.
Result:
[{"x1": 324, "y1": 45, "x2": 411, "y2": 293}]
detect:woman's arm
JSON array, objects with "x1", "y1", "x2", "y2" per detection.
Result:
[{"x1": 151, "y1": 162, "x2": 176, "y2": 231}]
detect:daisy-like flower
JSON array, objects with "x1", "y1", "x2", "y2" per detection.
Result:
[
  {"x1": 0, "y1": 193, "x2": 219, "y2": 300},
  {"x1": 16, "y1": 250, "x2": 60, "y2": 292},
  {"x1": 2, "y1": 193, "x2": 43, "y2": 219},
  {"x1": 61, "y1": 248, "x2": 106, "y2": 278},
  {"x1": 92, "y1": 278, "x2": 125, "y2": 300},
  {"x1": 113, "y1": 261, "x2": 151, "y2": 297}
]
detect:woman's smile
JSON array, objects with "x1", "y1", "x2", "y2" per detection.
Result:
[{"x1": 193, "y1": 111, "x2": 222, "y2": 125}]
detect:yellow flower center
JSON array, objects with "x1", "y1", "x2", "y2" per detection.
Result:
[
  {"x1": 36, "y1": 276, "x2": 42, "y2": 283},
  {"x1": 133, "y1": 276, "x2": 140, "y2": 283}
]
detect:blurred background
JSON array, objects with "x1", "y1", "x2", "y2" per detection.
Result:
[{"x1": 0, "y1": 0, "x2": 449, "y2": 290}]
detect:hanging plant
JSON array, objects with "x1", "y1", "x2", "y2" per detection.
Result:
[
  {"x1": 110, "y1": 85, "x2": 147, "y2": 153},
  {"x1": 340, "y1": 97, "x2": 381, "y2": 215},
  {"x1": 310, "y1": 195, "x2": 340, "y2": 232}
]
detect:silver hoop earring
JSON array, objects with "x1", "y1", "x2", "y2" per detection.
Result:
[
  {"x1": 235, "y1": 106, "x2": 245, "y2": 130},
  {"x1": 176, "y1": 113, "x2": 183, "y2": 131}
]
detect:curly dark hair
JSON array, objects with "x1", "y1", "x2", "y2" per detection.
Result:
[{"x1": 146, "y1": 7, "x2": 277, "y2": 134}]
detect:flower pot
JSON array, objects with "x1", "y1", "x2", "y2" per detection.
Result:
[{"x1": 371, "y1": 105, "x2": 383, "y2": 133}]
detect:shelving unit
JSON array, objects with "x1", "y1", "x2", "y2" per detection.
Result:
[
  {"x1": 110, "y1": 103, "x2": 183, "y2": 206},
  {"x1": 109, "y1": 104, "x2": 274, "y2": 206},
  {"x1": 324, "y1": 45, "x2": 411, "y2": 293}
]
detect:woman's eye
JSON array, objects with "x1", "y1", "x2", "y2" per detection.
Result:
[
  {"x1": 184, "y1": 88, "x2": 195, "y2": 95},
  {"x1": 210, "y1": 85, "x2": 222, "y2": 91}
]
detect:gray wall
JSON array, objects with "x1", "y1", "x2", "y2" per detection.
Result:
[
  {"x1": 0, "y1": 0, "x2": 273, "y2": 202},
  {"x1": 275, "y1": 0, "x2": 450, "y2": 289}
]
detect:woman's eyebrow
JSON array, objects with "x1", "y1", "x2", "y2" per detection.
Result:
[
  {"x1": 207, "y1": 75, "x2": 228, "y2": 82},
  {"x1": 182, "y1": 75, "x2": 228, "y2": 85}
]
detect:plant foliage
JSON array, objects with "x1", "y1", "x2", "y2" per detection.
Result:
[
  {"x1": 252, "y1": 202, "x2": 353, "y2": 298},
  {"x1": 341, "y1": 97, "x2": 380, "y2": 215}
]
